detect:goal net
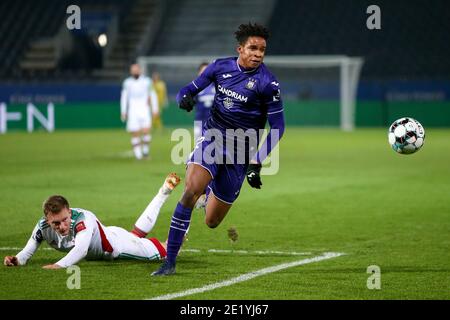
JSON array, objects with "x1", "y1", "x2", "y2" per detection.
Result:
[{"x1": 138, "y1": 55, "x2": 363, "y2": 131}]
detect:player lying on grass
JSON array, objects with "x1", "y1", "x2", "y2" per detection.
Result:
[{"x1": 3, "y1": 173, "x2": 181, "y2": 269}]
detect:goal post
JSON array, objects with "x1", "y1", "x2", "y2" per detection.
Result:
[{"x1": 138, "y1": 55, "x2": 364, "y2": 131}]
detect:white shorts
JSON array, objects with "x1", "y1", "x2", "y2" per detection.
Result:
[
  {"x1": 126, "y1": 106, "x2": 151, "y2": 132},
  {"x1": 105, "y1": 226, "x2": 166, "y2": 261}
]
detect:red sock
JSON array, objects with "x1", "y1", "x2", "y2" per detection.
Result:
[{"x1": 131, "y1": 226, "x2": 147, "y2": 238}]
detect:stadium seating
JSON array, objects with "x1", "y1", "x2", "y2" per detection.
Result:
[
  {"x1": 0, "y1": 0, "x2": 67, "y2": 79},
  {"x1": 150, "y1": 0, "x2": 277, "y2": 55},
  {"x1": 1, "y1": 0, "x2": 448, "y2": 82},
  {"x1": 267, "y1": 0, "x2": 450, "y2": 79},
  {"x1": 0, "y1": 0, "x2": 144, "y2": 82}
]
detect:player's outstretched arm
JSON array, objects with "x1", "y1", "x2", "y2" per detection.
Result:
[
  {"x1": 176, "y1": 62, "x2": 216, "y2": 112},
  {"x1": 246, "y1": 78, "x2": 286, "y2": 189},
  {"x1": 51, "y1": 222, "x2": 93, "y2": 269},
  {"x1": 9, "y1": 224, "x2": 44, "y2": 266},
  {"x1": 254, "y1": 111, "x2": 285, "y2": 163},
  {"x1": 247, "y1": 111, "x2": 285, "y2": 189}
]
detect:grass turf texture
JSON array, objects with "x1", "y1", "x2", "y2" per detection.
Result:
[{"x1": 0, "y1": 128, "x2": 449, "y2": 299}]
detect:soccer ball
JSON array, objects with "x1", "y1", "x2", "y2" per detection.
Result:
[{"x1": 388, "y1": 117, "x2": 425, "y2": 154}]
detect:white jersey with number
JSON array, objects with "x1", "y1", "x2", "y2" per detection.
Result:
[
  {"x1": 120, "y1": 76, "x2": 159, "y2": 132},
  {"x1": 15, "y1": 208, "x2": 165, "y2": 267}
]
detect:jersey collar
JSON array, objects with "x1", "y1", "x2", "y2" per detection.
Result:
[{"x1": 235, "y1": 57, "x2": 259, "y2": 74}]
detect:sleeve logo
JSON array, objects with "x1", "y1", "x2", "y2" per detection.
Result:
[
  {"x1": 33, "y1": 229, "x2": 44, "y2": 243},
  {"x1": 273, "y1": 89, "x2": 281, "y2": 102},
  {"x1": 75, "y1": 221, "x2": 86, "y2": 233}
]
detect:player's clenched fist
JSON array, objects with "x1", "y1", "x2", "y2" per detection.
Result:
[
  {"x1": 179, "y1": 93, "x2": 195, "y2": 112},
  {"x1": 246, "y1": 163, "x2": 262, "y2": 189},
  {"x1": 4, "y1": 256, "x2": 19, "y2": 266}
]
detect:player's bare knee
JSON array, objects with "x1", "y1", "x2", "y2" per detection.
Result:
[{"x1": 205, "y1": 217, "x2": 219, "y2": 229}]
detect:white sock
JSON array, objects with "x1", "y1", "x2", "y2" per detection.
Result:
[
  {"x1": 142, "y1": 134, "x2": 151, "y2": 156},
  {"x1": 134, "y1": 187, "x2": 170, "y2": 234},
  {"x1": 131, "y1": 137, "x2": 142, "y2": 160}
]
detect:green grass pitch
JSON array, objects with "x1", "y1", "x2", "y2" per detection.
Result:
[{"x1": 0, "y1": 127, "x2": 449, "y2": 299}]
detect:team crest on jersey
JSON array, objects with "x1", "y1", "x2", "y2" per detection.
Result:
[
  {"x1": 246, "y1": 79, "x2": 256, "y2": 90},
  {"x1": 223, "y1": 97, "x2": 234, "y2": 109}
]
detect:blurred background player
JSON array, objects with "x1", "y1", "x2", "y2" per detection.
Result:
[
  {"x1": 194, "y1": 62, "x2": 216, "y2": 142},
  {"x1": 151, "y1": 71, "x2": 169, "y2": 130},
  {"x1": 4, "y1": 173, "x2": 180, "y2": 269},
  {"x1": 152, "y1": 23, "x2": 285, "y2": 276},
  {"x1": 120, "y1": 64, "x2": 159, "y2": 160}
]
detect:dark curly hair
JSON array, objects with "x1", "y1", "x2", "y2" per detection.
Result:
[
  {"x1": 43, "y1": 195, "x2": 69, "y2": 216},
  {"x1": 234, "y1": 22, "x2": 270, "y2": 45}
]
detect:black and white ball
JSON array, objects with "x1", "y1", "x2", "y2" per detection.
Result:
[{"x1": 388, "y1": 117, "x2": 425, "y2": 154}]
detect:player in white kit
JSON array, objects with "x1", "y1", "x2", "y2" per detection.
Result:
[
  {"x1": 120, "y1": 64, "x2": 159, "y2": 160},
  {"x1": 3, "y1": 174, "x2": 181, "y2": 269}
]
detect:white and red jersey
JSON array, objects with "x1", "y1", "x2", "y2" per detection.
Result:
[
  {"x1": 16, "y1": 208, "x2": 113, "y2": 267},
  {"x1": 15, "y1": 208, "x2": 166, "y2": 267}
]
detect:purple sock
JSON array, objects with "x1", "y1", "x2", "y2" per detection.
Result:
[{"x1": 167, "y1": 202, "x2": 192, "y2": 265}]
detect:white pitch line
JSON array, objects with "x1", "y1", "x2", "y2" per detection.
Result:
[
  {"x1": 205, "y1": 249, "x2": 311, "y2": 256},
  {"x1": 181, "y1": 248, "x2": 311, "y2": 256},
  {"x1": 0, "y1": 247, "x2": 53, "y2": 251},
  {"x1": 181, "y1": 248, "x2": 311, "y2": 255},
  {"x1": 147, "y1": 252, "x2": 345, "y2": 300}
]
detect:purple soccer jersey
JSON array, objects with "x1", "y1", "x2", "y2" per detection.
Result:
[
  {"x1": 179, "y1": 57, "x2": 283, "y2": 132},
  {"x1": 178, "y1": 57, "x2": 285, "y2": 203}
]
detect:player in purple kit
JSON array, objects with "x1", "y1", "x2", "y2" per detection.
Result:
[
  {"x1": 152, "y1": 23, "x2": 285, "y2": 276},
  {"x1": 194, "y1": 62, "x2": 216, "y2": 142}
]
